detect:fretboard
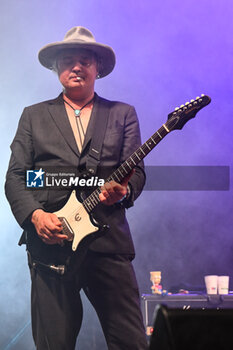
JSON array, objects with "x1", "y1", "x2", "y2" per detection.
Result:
[{"x1": 82, "y1": 116, "x2": 179, "y2": 213}]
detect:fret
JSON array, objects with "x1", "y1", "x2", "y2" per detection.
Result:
[
  {"x1": 83, "y1": 199, "x2": 92, "y2": 212},
  {"x1": 142, "y1": 144, "x2": 150, "y2": 154},
  {"x1": 96, "y1": 188, "x2": 101, "y2": 195},
  {"x1": 91, "y1": 193, "x2": 99, "y2": 205},
  {"x1": 157, "y1": 131, "x2": 162, "y2": 139},
  {"x1": 118, "y1": 169, "x2": 124, "y2": 177},
  {"x1": 120, "y1": 165, "x2": 129, "y2": 176},
  {"x1": 135, "y1": 152, "x2": 141, "y2": 160},
  {"x1": 113, "y1": 172, "x2": 120, "y2": 182},
  {"x1": 83, "y1": 198, "x2": 90, "y2": 209},
  {"x1": 132, "y1": 155, "x2": 138, "y2": 164},
  {"x1": 130, "y1": 156, "x2": 136, "y2": 165},
  {"x1": 125, "y1": 160, "x2": 133, "y2": 170},
  {"x1": 121, "y1": 164, "x2": 128, "y2": 173},
  {"x1": 89, "y1": 196, "x2": 96, "y2": 207},
  {"x1": 107, "y1": 175, "x2": 114, "y2": 182},
  {"x1": 89, "y1": 197, "x2": 96, "y2": 206},
  {"x1": 94, "y1": 197, "x2": 99, "y2": 205},
  {"x1": 82, "y1": 200, "x2": 89, "y2": 213},
  {"x1": 87, "y1": 200, "x2": 94, "y2": 211},
  {"x1": 140, "y1": 147, "x2": 146, "y2": 156},
  {"x1": 151, "y1": 137, "x2": 157, "y2": 145},
  {"x1": 163, "y1": 123, "x2": 170, "y2": 132},
  {"x1": 153, "y1": 135, "x2": 161, "y2": 142},
  {"x1": 145, "y1": 141, "x2": 152, "y2": 150}
]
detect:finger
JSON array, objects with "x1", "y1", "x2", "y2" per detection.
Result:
[
  {"x1": 39, "y1": 232, "x2": 56, "y2": 243},
  {"x1": 53, "y1": 232, "x2": 68, "y2": 240},
  {"x1": 46, "y1": 225, "x2": 63, "y2": 234},
  {"x1": 41, "y1": 234, "x2": 66, "y2": 245},
  {"x1": 111, "y1": 181, "x2": 127, "y2": 196},
  {"x1": 121, "y1": 169, "x2": 135, "y2": 187},
  {"x1": 105, "y1": 181, "x2": 123, "y2": 198},
  {"x1": 102, "y1": 182, "x2": 114, "y2": 195},
  {"x1": 100, "y1": 184, "x2": 111, "y2": 198},
  {"x1": 44, "y1": 220, "x2": 62, "y2": 233},
  {"x1": 99, "y1": 192, "x2": 115, "y2": 205},
  {"x1": 37, "y1": 224, "x2": 62, "y2": 242},
  {"x1": 99, "y1": 192, "x2": 109, "y2": 203},
  {"x1": 100, "y1": 182, "x2": 126, "y2": 204},
  {"x1": 38, "y1": 226, "x2": 54, "y2": 238},
  {"x1": 50, "y1": 214, "x2": 62, "y2": 227},
  {"x1": 42, "y1": 228, "x2": 67, "y2": 244},
  {"x1": 39, "y1": 232, "x2": 51, "y2": 241}
]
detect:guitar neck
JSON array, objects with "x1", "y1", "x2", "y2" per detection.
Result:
[{"x1": 82, "y1": 117, "x2": 179, "y2": 213}]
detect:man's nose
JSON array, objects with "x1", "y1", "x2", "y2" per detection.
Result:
[{"x1": 72, "y1": 60, "x2": 82, "y2": 70}]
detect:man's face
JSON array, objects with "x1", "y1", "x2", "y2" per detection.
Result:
[{"x1": 56, "y1": 48, "x2": 98, "y2": 97}]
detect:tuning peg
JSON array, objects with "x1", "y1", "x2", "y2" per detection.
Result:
[
  {"x1": 175, "y1": 107, "x2": 179, "y2": 111},
  {"x1": 180, "y1": 104, "x2": 184, "y2": 108},
  {"x1": 196, "y1": 96, "x2": 200, "y2": 100},
  {"x1": 190, "y1": 99, "x2": 194, "y2": 102},
  {"x1": 185, "y1": 102, "x2": 189, "y2": 105},
  {"x1": 201, "y1": 94, "x2": 205, "y2": 97}
]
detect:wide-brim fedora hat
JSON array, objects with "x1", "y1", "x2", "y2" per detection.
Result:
[{"x1": 38, "y1": 26, "x2": 116, "y2": 78}]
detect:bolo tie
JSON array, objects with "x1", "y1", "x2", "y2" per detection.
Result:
[{"x1": 63, "y1": 96, "x2": 94, "y2": 149}]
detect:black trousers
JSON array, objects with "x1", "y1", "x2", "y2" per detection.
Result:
[{"x1": 29, "y1": 251, "x2": 148, "y2": 350}]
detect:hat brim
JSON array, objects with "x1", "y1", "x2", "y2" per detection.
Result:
[{"x1": 38, "y1": 41, "x2": 116, "y2": 78}]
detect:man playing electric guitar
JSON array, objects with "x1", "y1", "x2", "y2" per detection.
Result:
[{"x1": 5, "y1": 27, "x2": 148, "y2": 350}]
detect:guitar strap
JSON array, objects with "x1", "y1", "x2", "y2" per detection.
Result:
[{"x1": 86, "y1": 97, "x2": 110, "y2": 175}]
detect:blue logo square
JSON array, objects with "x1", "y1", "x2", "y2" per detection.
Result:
[{"x1": 26, "y1": 169, "x2": 45, "y2": 188}]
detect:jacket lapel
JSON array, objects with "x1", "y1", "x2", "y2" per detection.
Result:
[{"x1": 48, "y1": 93, "x2": 80, "y2": 157}]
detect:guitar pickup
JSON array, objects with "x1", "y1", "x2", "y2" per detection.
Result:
[{"x1": 58, "y1": 217, "x2": 74, "y2": 241}]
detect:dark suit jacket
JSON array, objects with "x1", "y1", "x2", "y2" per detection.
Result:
[{"x1": 5, "y1": 93, "x2": 145, "y2": 259}]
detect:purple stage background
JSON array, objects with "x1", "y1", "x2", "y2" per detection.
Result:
[{"x1": 1, "y1": 0, "x2": 232, "y2": 349}]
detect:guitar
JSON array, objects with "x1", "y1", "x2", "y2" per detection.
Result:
[{"x1": 54, "y1": 94, "x2": 211, "y2": 251}]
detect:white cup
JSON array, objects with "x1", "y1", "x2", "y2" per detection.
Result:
[
  {"x1": 204, "y1": 275, "x2": 218, "y2": 294},
  {"x1": 218, "y1": 276, "x2": 229, "y2": 295}
]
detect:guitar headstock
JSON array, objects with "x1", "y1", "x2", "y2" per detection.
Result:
[{"x1": 167, "y1": 94, "x2": 211, "y2": 130}]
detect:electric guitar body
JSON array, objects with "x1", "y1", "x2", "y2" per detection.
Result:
[{"x1": 53, "y1": 190, "x2": 106, "y2": 251}]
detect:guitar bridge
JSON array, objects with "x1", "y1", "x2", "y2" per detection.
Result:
[{"x1": 58, "y1": 217, "x2": 74, "y2": 241}]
